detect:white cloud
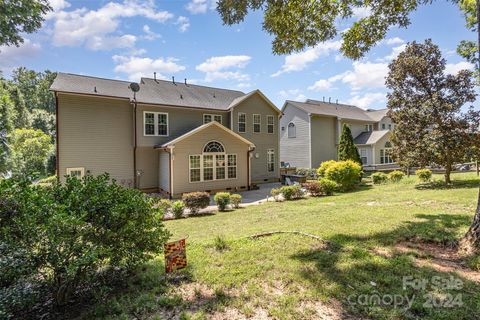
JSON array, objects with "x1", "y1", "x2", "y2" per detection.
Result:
[
  {"x1": 185, "y1": 0, "x2": 216, "y2": 14},
  {"x1": 50, "y1": 0, "x2": 173, "y2": 51},
  {"x1": 113, "y1": 55, "x2": 186, "y2": 81},
  {"x1": 196, "y1": 55, "x2": 251, "y2": 82},
  {"x1": 445, "y1": 61, "x2": 475, "y2": 75},
  {"x1": 308, "y1": 79, "x2": 333, "y2": 91},
  {"x1": 48, "y1": 0, "x2": 70, "y2": 12},
  {"x1": 385, "y1": 37, "x2": 405, "y2": 46},
  {"x1": 0, "y1": 39, "x2": 41, "y2": 73},
  {"x1": 271, "y1": 41, "x2": 341, "y2": 77},
  {"x1": 176, "y1": 16, "x2": 190, "y2": 33},
  {"x1": 348, "y1": 92, "x2": 386, "y2": 109},
  {"x1": 341, "y1": 62, "x2": 388, "y2": 89},
  {"x1": 352, "y1": 7, "x2": 372, "y2": 19},
  {"x1": 143, "y1": 25, "x2": 160, "y2": 40},
  {"x1": 279, "y1": 89, "x2": 306, "y2": 101},
  {"x1": 382, "y1": 44, "x2": 406, "y2": 61}
]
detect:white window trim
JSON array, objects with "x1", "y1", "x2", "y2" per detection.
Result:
[
  {"x1": 238, "y1": 112, "x2": 246, "y2": 133},
  {"x1": 253, "y1": 114, "x2": 261, "y2": 133},
  {"x1": 267, "y1": 115, "x2": 274, "y2": 134},
  {"x1": 66, "y1": 167, "x2": 85, "y2": 178},
  {"x1": 188, "y1": 153, "x2": 238, "y2": 183},
  {"x1": 189, "y1": 155, "x2": 202, "y2": 183},
  {"x1": 203, "y1": 114, "x2": 223, "y2": 124},
  {"x1": 288, "y1": 122, "x2": 296, "y2": 138},
  {"x1": 143, "y1": 111, "x2": 169, "y2": 137},
  {"x1": 380, "y1": 148, "x2": 395, "y2": 164},
  {"x1": 267, "y1": 149, "x2": 275, "y2": 172}
]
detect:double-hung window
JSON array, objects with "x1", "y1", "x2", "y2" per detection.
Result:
[
  {"x1": 267, "y1": 149, "x2": 275, "y2": 172},
  {"x1": 203, "y1": 114, "x2": 222, "y2": 124},
  {"x1": 227, "y1": 154, "x2": 237, "y2": 179},
  {"x1": 267, "y1": 115, "x2": 274, "y2": 134},
  {"x1": 189, "y1": 155, "x2": 201, "y2": 182},
  {"x1": 144, "y1": 112, "x2": 168, "y2": 136},
  {"x1": 360, "y1": 149, "x2": 367, "y2": 165},
  {"x1": 380, "y1": 142, "x2": 394, "y2": 164},
  {"x1": 238, "y1": 113, "x2": 246, "y2": 133},
  {"x1": 253, "y1": 114, "x2": 261, "y2": 133},
  {"x1": 66, "y1": 167, "x2": 85, "y2": 178}
]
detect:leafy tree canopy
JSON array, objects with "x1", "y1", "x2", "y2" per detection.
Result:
[
  {"x1": 386, "y1": 39, "x2": 479, "y2": 184},
  {"x1": 0, "y1": 0, "x2": 51, "y2": 47}
]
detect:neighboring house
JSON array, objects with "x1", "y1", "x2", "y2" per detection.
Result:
[
  {"x1": 280, "y1": 99, "x2": 396, "y2": 169},
  {"x1": 50, "y1": 73, "x2": 281, "y2": 197}
]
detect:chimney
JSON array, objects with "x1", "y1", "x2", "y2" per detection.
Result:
[
  {"x1": 154, "y1": 72, "x2": 157, "y2": 81},
  {"x1": 172, "y1": 76, "x2": 175, "y2": 85}
]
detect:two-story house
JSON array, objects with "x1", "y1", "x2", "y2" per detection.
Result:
[
  {"x1": 280, "y1": 99, "x2": 395, "y2": 169},
  {"x1": 50, "y1": 73, "x2": 281, "y2": 197}
]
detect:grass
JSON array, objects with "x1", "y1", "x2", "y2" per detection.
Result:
[{"x1": 81, "y1": 173, "x2": 480, "y2": 319}]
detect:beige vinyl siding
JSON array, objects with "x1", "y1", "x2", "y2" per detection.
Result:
[
  {"x1": 310, "y1": 115, "x2": 337, "y2": 168},
  {"x1": 170, "y1": 124, "x2": 249, "y2": 196},
  {"x1": 231, "y1": 93, "x2": 280, "y2": 183},
  {"x1": 136, "y1": 104, "x2": 229, "y2": 147},
  {"x1": 57, "y1": 93, "x2": 134, "y2": 186},
  {"x1": 159, "y1": 151, "x2": 170, "y2": 192},
  {"x1": 280, "y1": 103, "x2": 311, "y2": 168},
  {"x1": 136, "y1": 147, "x2": 159, "y2": 190},
  {"x1": 373, "y1": 132, "x2": 392, "y2": 164}
]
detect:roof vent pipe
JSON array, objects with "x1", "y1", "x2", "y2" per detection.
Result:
[
  {"x1": 184, "y1": 78, "x2": 187, "y2": 85},
  {"x1": 154, "y1": 72, "x2": 156, "y2": 81},
  {"x1": 172, "y1": 76, "x2": 175, "y2": 85},
  {"x1": 336, "y1": 99, "x2": 338, "y2": 104},
  {"x1": 323, "y1": 96, "x2": 325, "y2": 102},
  {"x1": 329, "y1": 97, "x2": 331, "y2": 103}
]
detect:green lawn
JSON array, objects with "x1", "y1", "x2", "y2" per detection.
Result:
[{"x1": 85, "y1": 173, "x2": 480, "y2": 320}]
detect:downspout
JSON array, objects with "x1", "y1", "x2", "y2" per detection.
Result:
[
  {"x1": 247, "y1": 146, "x2": 255, "y2": 190},
  {"x1": 55, "y1": 92, "x2": 60, "y2": 182},
  {"x1": 132, "y1": 98, "x2": 138, "y2": 189}
]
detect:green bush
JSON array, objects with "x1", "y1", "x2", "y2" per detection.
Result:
[
  {"x1": 214, "y1": 192, "x2": 231, "y2": 211},
  {"x1": 157, "y1": 199, "x2": 172, "y2": 215},
  {"x1": 230, "y1": 194, "x2": 242, "y2": 208},
  {"x1": 371, "y1": 172, "x2": 389, "y2": 184},
  {"x1": 416, "y1": 168, "x2": 432, "y2": 182},
  {"x1": 270, "y1": 188, "x2": 281, "y2": 201},
  {"x1": 317, "y1": 160, "x2": 337, "y2": 178},
  {"x1": 182, "y1": 192, "x2": 210, "y2": 215},
  {"x1": 280, "y1": 185, "x2": 304, "y2": 200},
  {"x1": 171, "y1": 200, "x2": 185, "y2": 218},
  {"x1": 0, "y1": 174, "x2": 170, "y2": 317},
  {"x1": 388, "y1": 170, "x2": 405, "y2": 182},
  {"x1": 37, "y1": 175, "x2": 57, "y2": 185},
  {"x1": 318, "y1": 178, "x2": 337, "y2": 196},
  {"x1": 302, "y1": 181, "x2": 323, "y2": 196},
  {"x1": 323, "y1": 160, "x2": 363, "y2": 191}
]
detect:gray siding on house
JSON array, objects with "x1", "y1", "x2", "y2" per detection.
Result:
[
  {"x1": 357, "y1": 145, "x2": 373, "y2": 166},
  {"x1": 57, "y1": 93, "x2": 134, "y2": 187},
  {"x1": 280, "y1": 103, "x2": 311, "y2": 168},
  {"x1": 231, "y1": 93, "x2": 280, "y2": 183},
  {"x1": 310, "y1": 115, "x2": 337, "y2": 168},
  {"x1": 158, "y1": 151, "x2": 170, "y2": 192}
]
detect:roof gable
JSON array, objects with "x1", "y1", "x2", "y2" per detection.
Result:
[
  {"x1": 354, "y1": 130, "x2": 390, "y2": 145},
  {"x1": 229, "y1": 89, "x2": 281, "y2": 114}
]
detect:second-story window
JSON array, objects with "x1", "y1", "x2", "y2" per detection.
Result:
[
  {"x1": 288, "y1": 122, "x2": 296, "y2": 138},
  {"x1": 203, "y1": 114, "x2": 222, "y2": 124},
  {"x1": 267, "y1": 115, "x2": 274, "y2": 134},
  {"x1": 382, "y1": 123, "x2": 386, "y2": 130},
  {"x1": 253, "y1": 114, "x2": 261, "y2": 133},
  {"x1": 238, "y1": 113, "x2": 246, "y2": 133},
  {"x1": 144, "y1": 112, "x2": 168, "y2": 136},
  {"x1": 365, "y1": 124, "x2": 373, "y2": 132}
]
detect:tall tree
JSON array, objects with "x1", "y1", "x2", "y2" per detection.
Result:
[
  {"x1": 11, "y1": 68, "x2": 56, "y2": 113},
  {"x1": 386, "y1": 39, "x2": 479, "y2": 184},
  {"x1": 0, "y1": 0, "x2": 51, "y2": 47},
  {"x1": 338, "y1": 124, "x2": 362, "y2": 164},
  {"x1": 30, "y1": 108, "x2": 55, "y2": 138},
  {"x1": 0, "y1": 88, "x2": 14, "y2": 174}
]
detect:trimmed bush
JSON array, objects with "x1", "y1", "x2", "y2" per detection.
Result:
[
  {"x1": 371, "y1": 172, "x2": 389, "y2": 184},
  {"x1": 182, "y1": 192, "x2": 210, "y2": 215},
  {"x1": 280, "y1": 185, "x2": 304, "y2": 200},
  {"x1": 323, "y1": 160, "x2": 363, "y2": 191},
  {"x1": 318, "y1": 178, "x2": 337, "y2": 196},
  {"x1": 317, "y1": 160, "x2": 337, "y2": 178},
  {"x1": 214, "y1": 192, "x2": 231, "y2": 211},
  {"x1": 416, "y1": 169, "x2": 432, "y2": 182},
  {"x1": 171, "y1": 200, "x2": 185, "y2": 219},
  {"x1": 302, "y1": 181, "x2": 323, "y2": 196},
  {"x1": 157, "y1": 198, "x2": 172, "y2": 212},
  {"x1": 230, "y1": 194, "x2": 242, "y2": 208},
  {"x1": 270, "y1": 188, "x2": 281, "y2": 201},
  {"x1": 388, "y1": 170, "x2": 405, "y2": 182}
]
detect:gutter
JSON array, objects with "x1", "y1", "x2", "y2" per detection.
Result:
[{"x1": 247, "y1": 145, "x2": 255, "y2": 190}]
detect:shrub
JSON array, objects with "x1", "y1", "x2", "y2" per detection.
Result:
[
  {"x1": 302, "y1": 181, "x2": 322, "y2": 196},
  {"x1": 280, "y1": 185, "x2": 304, "y2": 200},
  {"x1": 295, "y1": 168, "x2": 317, "y2": 179},
  {"x1": 37, "y1": 175, "x2": 57, "y2": 185},
  {"x1": 388, "y1": 170, "x2": 405, "y2": 182},
  {"x1": 416, "y1": 168, "x2": 432, "y2": 182},
  {"x1": 317, "y1": 160, "x2": 337, "y2": 178},
  {"x1": 213, "y1": 235, "x2": 229, "y2": 251},
  {"x1": 0, "y1": 174, "x2": 170, "y2": 316},
  {"x1": 318, "y1": 178, "x2": 337, "y2": 196},
  {"x1": 182, "y1": 192, "x2": 210, "y2": 215},
  {"x1": 323, "y1": 160, "x2": 363, "y2": 191},
  {"x1": 230, "y1": 194, "x2": 242, "y2": 208},
  {"x1": 371, "y1": 172, "x2": 389, "y2": 184},
  {"x1": 270, "y1": 188, "x2": 281, "y2": 201},
  {"x1": 171, "y1": 200, "x2": 185, "y2": 219},
  {"x1": 214, "y1": 192, "x2": 231, "y2": 211},
  {"x1": 157, "y1": 199, "x2": 172, "y2": 216}
]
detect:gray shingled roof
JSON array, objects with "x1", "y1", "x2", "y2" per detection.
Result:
[
  {"x1": 354, "y1": 130, "x2": 390, "y2": 145},
  {"x1": 50, "y1": 73, "x2": 247, "y2": 111},
  {"x1": 285, "y1": 99, "x2": 387, "y2": 122},
  {"x1": 366, "y1": 109, "x2": 388, "y2": 121}
]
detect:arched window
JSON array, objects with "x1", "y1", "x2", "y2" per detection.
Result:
[
  {"x1": 385, "y1": 141, "x2": 392, "y2": 148},
  {"x1": 288, "y1": 122, "x2": 296, "y2": 138},
  {"x1": 203, "y1": 141, "x2": 225, "y2": 153},
  {"x1": 380, "y1": 141, "x2": 394, "y2": 164}
]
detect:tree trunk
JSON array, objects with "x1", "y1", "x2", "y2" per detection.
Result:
[
  {"x1": 459, "y1": 188, "x2": 480, "y2": 254},
  {"x1": 444, "y1": 163, "x2": 452, "y2": 184}
]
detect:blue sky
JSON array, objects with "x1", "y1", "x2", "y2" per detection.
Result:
[{"x1": 0, "y1": 0, "x2": 477, "y2": 109}]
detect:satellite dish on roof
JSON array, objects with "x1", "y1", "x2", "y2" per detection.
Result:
[{"x1": 129, "y1": 82, "x2": 140, "y2": 92}]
